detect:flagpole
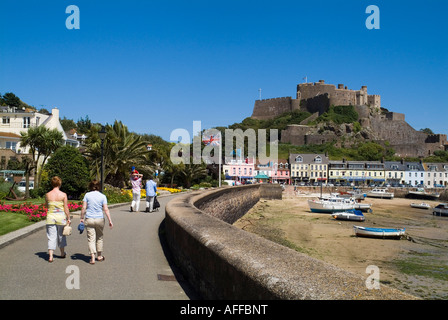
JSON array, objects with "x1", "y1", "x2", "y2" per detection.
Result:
[{"x1": 219, "y1": 140, "x2": 222, "y2": 187}]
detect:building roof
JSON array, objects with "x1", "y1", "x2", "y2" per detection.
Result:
[
  {"x1": 0, "y1": 132, "x2": 21, "y2": 139},
  {"x1": 289, "y1": 153, "x2": 329, "y2": 164},
  {"x1": 384, "y1": 161, "x2": 407, "y2": 171}
]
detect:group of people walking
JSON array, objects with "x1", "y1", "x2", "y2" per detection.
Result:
[
  {"x1": 44, "y1": 169, "x2": 157, "y2": 264},
  {"x1": 129, "y1": 169, "x2": 158, "y2": 213},
  {"x1": 45, "y1": 176, "x2": 112, "y2": 264}
]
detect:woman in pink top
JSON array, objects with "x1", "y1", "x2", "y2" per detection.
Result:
[{"x1": 130, "y1": 170, "x2": 143, "y2": 212}]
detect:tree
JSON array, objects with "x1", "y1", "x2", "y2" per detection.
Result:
[
  {"x1": 83, "y1": 121, "x2": 151, "y2": 187},
  {"x1": 2, "y1": 92, "x2": 21, "y2": 108},
  {"x1": 20, "y1": 126, "x2": 63, "y2": 194},
  {"x1": 42, "y1": 146, "x2": 90, "y2": 199},
  {"x1": 181, "y1": 163, "x2": 207, "y2": 188},
  {"x1": 420, "y1": 128, "x2": 434, "y2": 135}
]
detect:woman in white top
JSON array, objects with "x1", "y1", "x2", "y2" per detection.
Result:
[{"x1": 80, "y1": 180, "x2": 113, "y2": 265}]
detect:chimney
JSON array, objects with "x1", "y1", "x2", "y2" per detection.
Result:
[{"x1": 51, "y1": 107, "x2": 60, "y2": 119}]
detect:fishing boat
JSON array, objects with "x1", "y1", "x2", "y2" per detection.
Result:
[
  {"x1": 366, "y1": 187, "x2": 394, "y2": 199},
  {"x1": 332, "y1": 210, "x2": 365, "y2": 221},
  {"x1": 353, "y1": 226, "x2": 405, "y2": 239},
  {"x1": 410, "y1": 202, "x2": 431, "y2": 210},
  {"x1": 407, "y1": 188, "x2": 440, "y2": 200},
  {"x1": 308, "y1": 195, "x2": 355, "y2": 213},
  {"x1": 433, "y1": 203, "x2": 448, "y2": 217},
  {"x1": 354, "y1": 202, "x2": 372, "y2": 212}
]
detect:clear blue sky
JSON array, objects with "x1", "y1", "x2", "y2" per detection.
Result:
[{"x1": 1, "y1": 0, "x2": 447, "y2": 141}]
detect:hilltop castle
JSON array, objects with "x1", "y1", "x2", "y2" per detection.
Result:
[{"x1": 251, "y1": 80, "x2": 447, "y2": 158}]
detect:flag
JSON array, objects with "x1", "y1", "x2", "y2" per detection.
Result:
[{"x1": 202, "y1": 133, "x2": 221, "y2": 146}]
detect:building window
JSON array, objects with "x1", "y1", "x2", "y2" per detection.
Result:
[
  {"x1": 295, "y1": 156, "x2": 303, "y2": 162},
  {"x1": 23, "y1": 117, "x2": 31, "y2": 128},
  {"x1": 6, "y1": 141, "x2": 17, "y2": 152},
  {"x1": 2, "y1": 116, "x2": 10, "y2": 124}
]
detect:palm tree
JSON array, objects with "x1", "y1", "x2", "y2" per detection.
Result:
[
  {"x1": 83, "y1": 120, "x2": 152, "y2": 188},
  {"x1": 181, "y1": 162, "x2": 207, "y2": 188},
  {"x1": 20, "y1": 126, "x2": 63, "y2": 193}
]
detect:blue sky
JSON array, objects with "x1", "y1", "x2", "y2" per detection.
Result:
[{"x1": 0, "y1": 0, "x2": 447, "y2": 141}]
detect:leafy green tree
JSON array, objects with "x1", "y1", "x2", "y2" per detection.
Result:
[
  {"x1": 2, "y1": 92, "x2": 21, "y2": 108},
  {"x1": 42, "y1": 146, "x2": 90, "y2": 199},
  {"x1": 356, "y1": 142, "x2": 385, "y2": 161},
  {"x1": 420, "y1": 128, "x2": 434, "y2": 134}
]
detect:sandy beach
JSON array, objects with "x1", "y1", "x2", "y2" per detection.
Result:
[{"x1": 234, "y1": 186, "x2": 448, "y2": 299}]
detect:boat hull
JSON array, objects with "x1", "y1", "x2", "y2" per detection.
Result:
[
  {"x1": 410, "y1": 203, "x2": 430, "y2": 209},
  {"x1": 308, "y1": 199, "x2": 355, "y2": 213},
  {"x1": 354, "y1": 203, "x2": 372, "y2": 212},
  {"x1": 332, "y1": 211, "x2": 365, "y2": 222},
  {"x1": 407, "y1": 190, "x2": 439, "y2": 200},
  {"x1": 353, "y1": 226, "x2": 405, "y2": 239},
  {"x1": 366, "y1": 192, "x2": 394, "y2": 199}
]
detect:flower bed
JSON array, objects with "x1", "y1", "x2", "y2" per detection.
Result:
[{"x1": 0, "y1": 201, "x2": 83, "y2": 222}]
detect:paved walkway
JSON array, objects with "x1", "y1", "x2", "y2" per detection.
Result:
[{"x1": 0, "y1": 194, "x2": 199, "y2": 300}]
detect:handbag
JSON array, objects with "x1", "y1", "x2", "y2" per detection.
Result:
[{"x1": 63, "y1": 224, "x2": 72, "y2": 236}]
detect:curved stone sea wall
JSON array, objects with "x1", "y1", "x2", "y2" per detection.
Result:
[{"x1": 164, "y1": 184, "x2": 416, "y2": 300}]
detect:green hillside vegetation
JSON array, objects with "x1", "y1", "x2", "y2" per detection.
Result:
[
  {"x1": 311, "y1": 105, "x2": 359, "y2": 125},
  {"x1": 228, "y1": 110, "x2": 312, "y2": 131}
]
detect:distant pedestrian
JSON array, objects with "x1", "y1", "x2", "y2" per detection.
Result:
[
  {"x1": 145, "y1": 177, "x2": 157, "y2": 213},
  {"x1": 80, "y1": 180, "x2": 113, "y2": 265},
  {"x1": 130, "y1": 169, "x2": 143, "y2": 212},
  {"x1": 45, "y1": 176, "x2": 71, "y2": 263}
]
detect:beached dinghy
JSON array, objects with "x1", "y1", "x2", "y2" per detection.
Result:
[
  {"x1": 410, "y1": 202, "x2": 431, "y2": 209},
  {"x1": 353, "y1": 226, "x2": 405, "y2": 239},
  {"x1": 332, "y1": 210, "x2": 365, "y2": 222},
  {"x1": 354, "y1": 202, "x2": 372, "y2": 212}
]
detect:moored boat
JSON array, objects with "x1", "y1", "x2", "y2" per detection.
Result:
[
  {"x1": 308, "y1": 195, "x2": 355, "y2": 213},
  {"x1": 407, "y1": 188, "x2": 440, "y2": 200},
  {"x1": 332, "y1": 210, "x2": 365, "y2": 221},
  {"x1": 432, "y1": 203, "x2": 448, "y2": 217},
  {"x1": 353, "y1": 226, "x2": 405, "y2": 239},
  {"x1": 354, "y1": 202, "x2": 372, "y2": 212},
  {"x1": 366, "y1": 187, "x2": 394, "y2": 199},
  {"x1": 410, "y1": 202, "x2": 431, "y2": 210}
]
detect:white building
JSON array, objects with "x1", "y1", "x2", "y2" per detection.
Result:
[
  {"x1": 423, "y1": 163, "x2": 448, "y2": 187},
  {"x1": 404, "y1": 162, "x2": 425, "y2": 187},
  {"x1": 0, "y1": 106, "x2": 79, "y2": 154}
]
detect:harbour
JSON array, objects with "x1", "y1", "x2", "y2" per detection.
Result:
[{"x1": 234, "y1": 186, "x2": 448, "y2": 299}]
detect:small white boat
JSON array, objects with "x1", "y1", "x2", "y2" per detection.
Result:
[
  {"x1": 332, "y1": 210, "x2": 365, "y2": 222},
  {"x1": 433, "y1": 203, "x2": 448, "y2": 217},
  {"x1": 308, "y1": 195, "x2": 355, "y2": 213},
  {"x1": 353, "y1": 226, "x2": 405, "y2": 239},
  {"x1": 410, "y1": 202, "x2": 431, "y2": 210},
  {"x1": 354, "y1": 202, "x2": 372, "y2": 212},
  {"x1": 366, "y1": 187, "x2": 394, "y2": 199}
]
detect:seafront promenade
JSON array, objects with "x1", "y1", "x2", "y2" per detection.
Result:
[{"x1": 0, "y1": 193, "x2": 198, "y2": 300}]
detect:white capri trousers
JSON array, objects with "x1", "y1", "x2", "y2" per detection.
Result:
[{"x1": 46, "y1": 224, "x2": 67, "y2": 250}]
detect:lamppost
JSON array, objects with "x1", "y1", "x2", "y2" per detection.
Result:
[{"x1": 98, "y1": 126, "x2": 107, "y2": 193}]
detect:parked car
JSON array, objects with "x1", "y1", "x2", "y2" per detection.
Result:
[{"x1": 17, "y1": 181, "x2": 34, "y2": 193}]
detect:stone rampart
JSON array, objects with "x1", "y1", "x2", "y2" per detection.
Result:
[{"x1": 164, "y1": 185, "x2": 417, "y2": 300}]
